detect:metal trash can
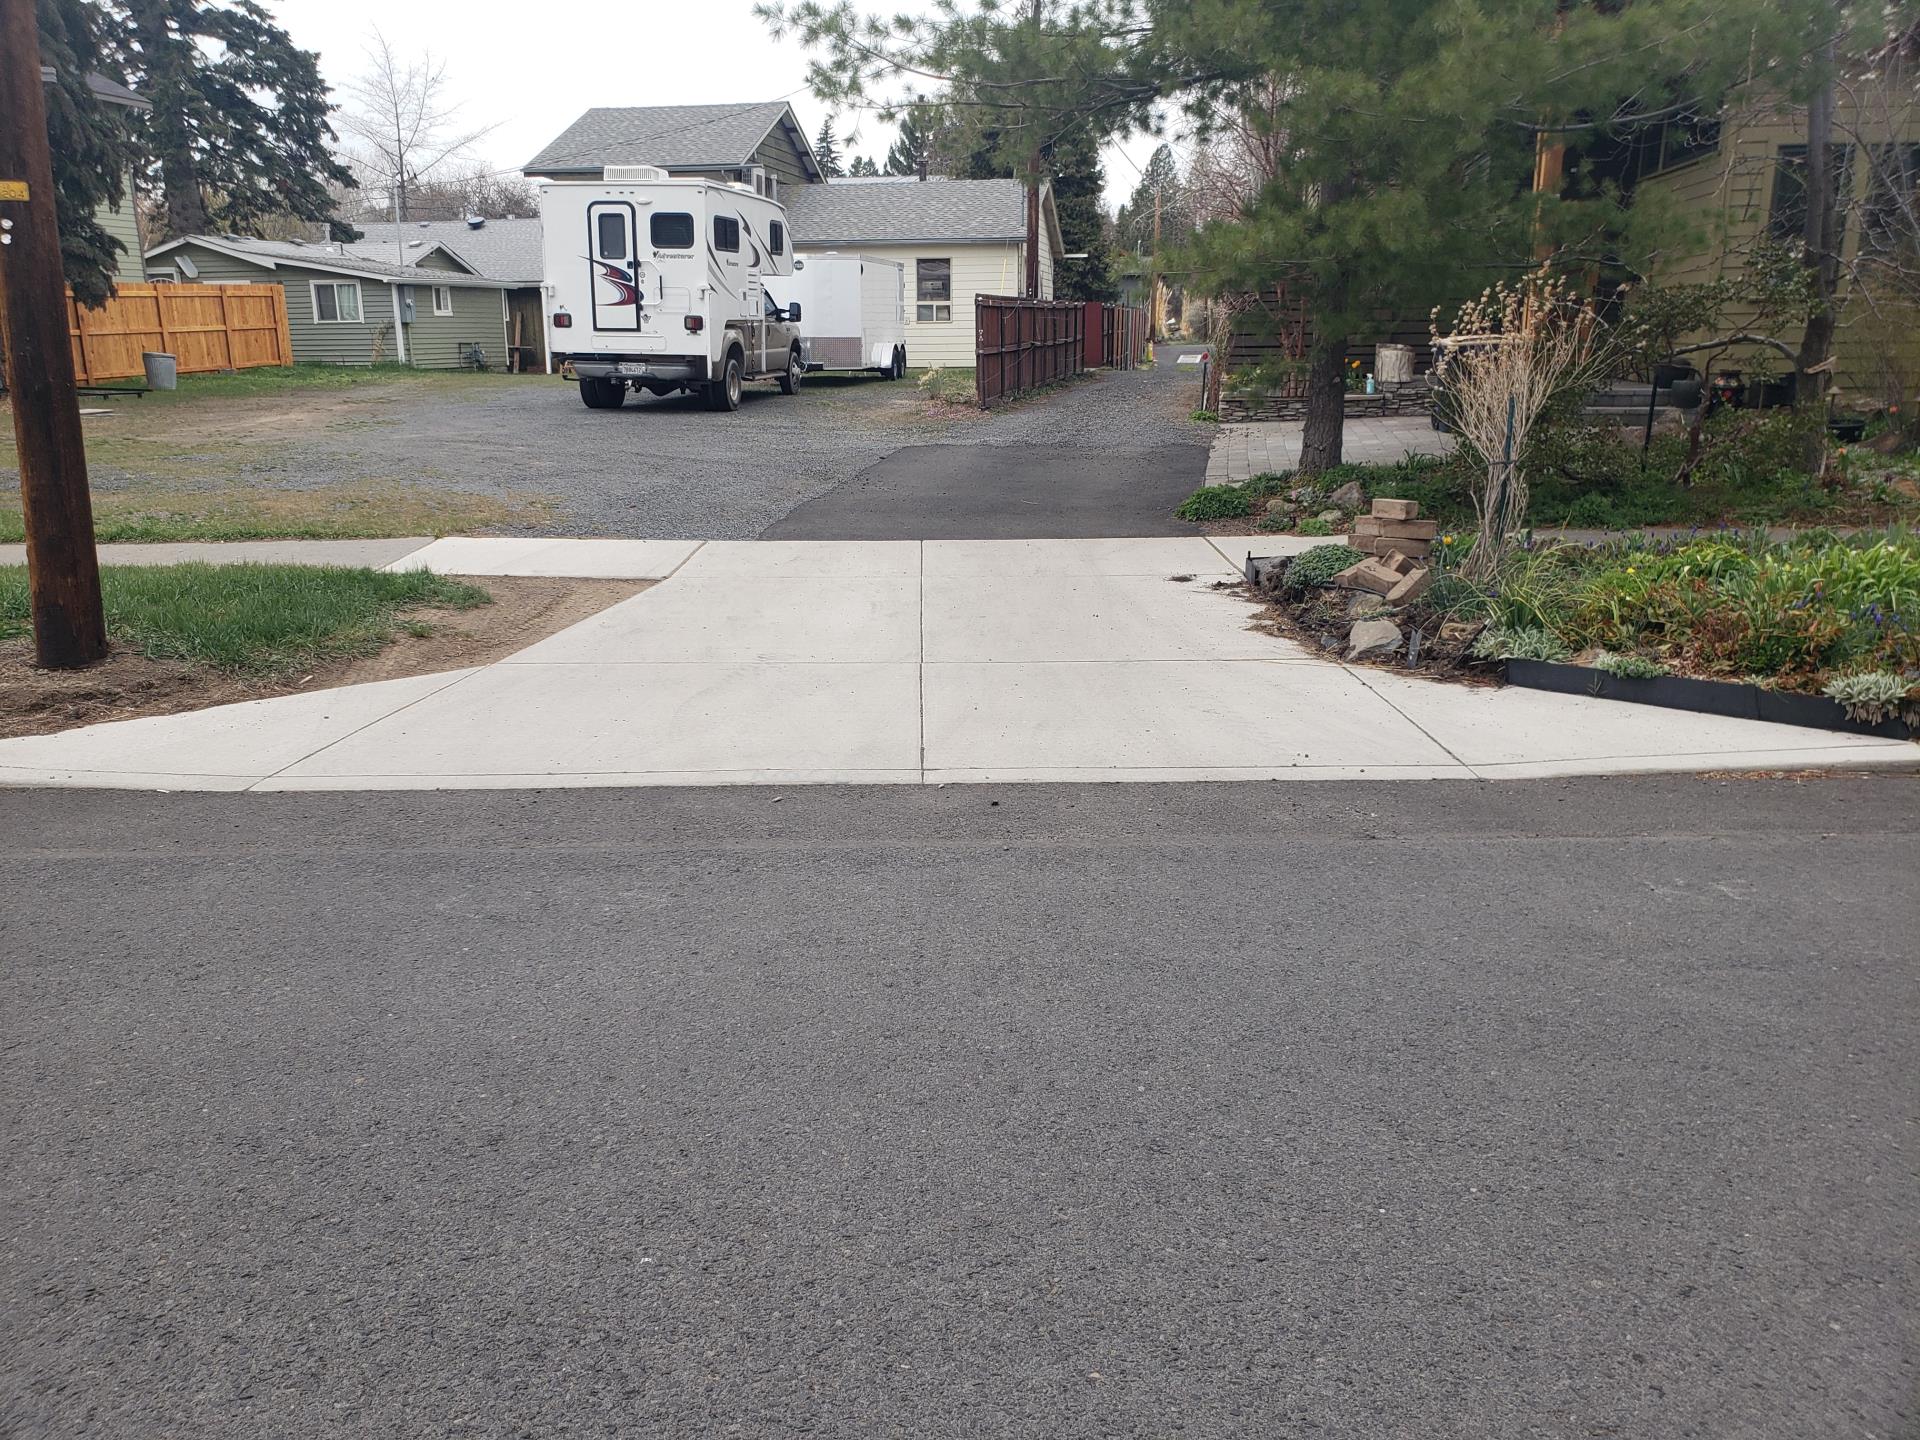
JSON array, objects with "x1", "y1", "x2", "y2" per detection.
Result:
[{"x1": 141, "y1": 351, "x2": 178, "y2": 390}]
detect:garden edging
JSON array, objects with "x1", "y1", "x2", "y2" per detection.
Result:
[{"x1": 1503, "y1": 659, "x2": 1914, "y2": 740}]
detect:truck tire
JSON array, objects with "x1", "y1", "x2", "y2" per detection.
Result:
[
  {"x1": 890, "y1": 347, "x2": 906, "y2": 381},
  {"x1": 579, "y1": 377, "x2": 625, "y2": 409},
  {"x1": 779, "y1": 347, "x2": 803, "y2": 395},
  {"x1": 706, "y1": 350, "x2": 743, "y2": 412}
]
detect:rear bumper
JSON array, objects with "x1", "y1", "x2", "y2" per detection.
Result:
[{"x1": 564, "y1": 355, "x2": 706, "y2": 383}]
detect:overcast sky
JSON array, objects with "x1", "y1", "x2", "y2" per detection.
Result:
[{"x1": 271, "y1": 0, "x2": 1164, "y2": 210}]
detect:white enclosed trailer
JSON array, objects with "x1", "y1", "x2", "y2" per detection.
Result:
[
  {"x1": 781, "y1": 253, "x2": 907, "y2": 379},
  {"x1": 540, "y1": 166, "x2": 805, "y2": 411}
]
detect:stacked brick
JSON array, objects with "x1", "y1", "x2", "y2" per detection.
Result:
[
  {"x1": 1332, "y1": 498, "x2": 1437, "y2": 605},
  {"x1": 1348, "y1": 498, "x2": 1437, "y2": 561}
]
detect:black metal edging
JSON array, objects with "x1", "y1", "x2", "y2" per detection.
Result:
[{"x1": 1503, "y1": 659, "x2": 1915, "y2": 740}]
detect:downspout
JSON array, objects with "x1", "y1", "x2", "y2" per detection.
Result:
[{"x1": 390, "y1": 283, "x2": 409, "y2": 365}]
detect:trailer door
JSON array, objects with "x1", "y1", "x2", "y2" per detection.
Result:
[{"x1": 587, "y1": 201, "x2": 640, "y2": 332}]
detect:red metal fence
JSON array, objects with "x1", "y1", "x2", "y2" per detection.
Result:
[{"x1": 976, "y1": 297, "x2": 1153, "y2": 406}]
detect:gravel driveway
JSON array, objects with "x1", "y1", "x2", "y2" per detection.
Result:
[{"x1": 64, "y1": 351, "x2": 1210, "y2": 541}]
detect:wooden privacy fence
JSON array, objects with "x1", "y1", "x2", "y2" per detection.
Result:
[
  {"x1": 67, "y1": 283, "x2": 293, "y2": 384},
  {"x1": 1084, "y1": 302, "x2": 1149, "y2": 371},
  {"x1": 975, "y1": 296, "x2": 1085, "y2": 407}
]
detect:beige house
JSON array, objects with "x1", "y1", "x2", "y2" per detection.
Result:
[
  {"x1": 1632, "y1": 63, "x2": 1920, "y2": 407},
  {"x1": 785, "y1": 178, "x2": 1062, "y2": 369},
  {"x1": 523, "y1": 102, "x2": 1063, "y2": 370}
]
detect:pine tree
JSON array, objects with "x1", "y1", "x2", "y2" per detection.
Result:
[
  {"x1": 38, "y1": 0, "x2": 137, "y2": 307},
  {"x1": 883, "y1": 107, "x2": 936, "y2": 178},
  {"x1": 114, "y1": 0, "x2": 355, "y2": 239},
  {"x1": 813, "y1": 118, "x2": 843, "y2": 178},
  {"x1": 1047, "y1": 127, "x2": 1115, "y2": 302},
  {"x1": 848, "y1": 155, "x2": 880, "y2": 177}
]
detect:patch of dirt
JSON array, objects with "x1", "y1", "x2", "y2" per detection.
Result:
[{"x1": 0, "y1": 575, "x2": 648, "y2": 739}]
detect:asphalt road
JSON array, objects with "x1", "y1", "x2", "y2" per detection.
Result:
[{"x1": 5, "y1": 775, "x2": 1916, "y2": 1438}]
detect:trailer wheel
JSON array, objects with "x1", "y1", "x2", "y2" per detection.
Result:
[
  {"x1": 890, "y1": 347, "x2": 906, "y2": 381},
  {"x1": 779, "y1": 347, "x2": 803, "y2": 395},
  {"x1": 705, "y1": 350, "x2": 743, "y2": 412},
  {"x1": 579, "y1": 377, "x2": 625, "y2": 409}
]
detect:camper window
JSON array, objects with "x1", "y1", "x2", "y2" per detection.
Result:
[
  {"x1": 651, "y1": 212, "x2": 695, "y2": 248},
  {"x1": 768, "y1": 221, "x2": 786, "y2": 256},
  {"x1": 596, "y1": 211, "x2": 628, "y2": 260},
  {"x1": 714, "y1": 216, "x2": 741, "y2": 253}
]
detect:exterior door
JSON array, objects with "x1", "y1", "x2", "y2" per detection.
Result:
[{"x1": 587, "y1": 201, "x2": 640, "y2": 333}]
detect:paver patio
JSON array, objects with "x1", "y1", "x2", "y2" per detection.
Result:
[
  {"x1": 1205, "y1": 416, "x2": 1453, "y2": 484},
  {"x1": 0, "y1": 536, "x2": 1910, "y2": 790}
]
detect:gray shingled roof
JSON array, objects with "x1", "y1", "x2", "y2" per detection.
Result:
[
  {"x1": 144, "y1": 234, "x2": 511, "y2": 287},
  {"x1": 786, "y1": 178, "x2": 1043, "y2": 246},
  {"x1": 347, "y1": 218, "x2": 543, "y2": 284},
  {"x1": 526, "y1": 101, "x2": 808, "y2": 175}
]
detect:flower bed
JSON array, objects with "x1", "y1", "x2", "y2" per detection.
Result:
[{"x1": 1250, "y1": 530, "x2": 1920, "y2": 732}]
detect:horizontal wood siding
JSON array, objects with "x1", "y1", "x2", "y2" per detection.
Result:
[
  {"x1": 67, "y1": 282, "x2": 291, "y2": 382},
  {"x1": 1637, "y1": 76, "x2": 1920, "y2": 400},
  {"x1": 282, "y1": 267, "x2": 385, "y2": 365},
  {"x1": 95, "y1": 193, "x2": 145, "y2": 282},
  {"x1": 402, "y1": 282, "x2": 508, "y2": 369},
  {"x1": 802, "y1": 242, "x2": 1026, "y2": 368},
  {"x1": 752, "y1": 128, "x2": 811, "y2": 195}
]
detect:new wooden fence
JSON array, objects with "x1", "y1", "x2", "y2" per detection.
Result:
[
  {"x1": 975, "y1": 296, "x2": 1086, "y2": 408},
  {"x1": 66, "y1": 282, "x2": 293, "y2": 384}
]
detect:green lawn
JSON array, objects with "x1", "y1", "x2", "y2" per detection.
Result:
[
  {"x1": 87, "y1": 363, "x2": 511, "y2": 407},
  {"x1": 0, "y1": 563, "x2": 490, "y2": 677},
  {"x1": 0, "y1": 484, "x2": 555, "y2": 544}
]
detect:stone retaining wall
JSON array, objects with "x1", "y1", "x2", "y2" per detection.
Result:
[{"x1": 1222, "y1": 377, "x2": 1433, "y2": 423}]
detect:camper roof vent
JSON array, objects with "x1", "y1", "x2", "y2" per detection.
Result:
[{"x1": 604, "y1": 164, "x2": 670, "y2": 183}]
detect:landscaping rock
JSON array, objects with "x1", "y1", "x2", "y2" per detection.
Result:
[
  {"x1": 1249, "y1": 556, "x2": 1289, "y2": 589},
  {"x1": 1439, "y1": 619, "x2": 1485, "y2": 647},
  {"x1": 1331, "y1": 558, "x2": 1405, "y2": 596},
  {"x1": 1347, "y1": 591, "x2": 1394, "y2": 617},
  {"x1": 1327, "y1": 480, "x2": 1367, "y2": 509},
  {"x1": 1371, "y1": 497, "x2": 1421, "y2": 521},
  {"x1": 1348, "y1": 618, "x2": 1403, "y2": 658},
  {"x1": 1315, "y1": 509, "x2": 1344, "y2": 527},
  {"x1": 1263, "y1": 497, "x2": 1298, "y2": 518},
  {"x1": 1385, "y1": 567, "x2": 1431, "y2": 604}
]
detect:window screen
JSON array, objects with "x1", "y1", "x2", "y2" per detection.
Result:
[
  {"x1": 713, "y1": 216, "x2": 740, "y2": 252},
  {"x1": 596, "y1": 211, "x2": 628, "y2": 259},
  {"x1": 651, "y1": 212, "x2": 695, "y2": 248}
]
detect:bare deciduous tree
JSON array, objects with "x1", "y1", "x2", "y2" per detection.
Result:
[
  {"x1": 1433, "y1": 268, "x2": 1619, "y2": 577},
  {"x1": 336, "y1": 29, "x2": 497, "y2": 230}
]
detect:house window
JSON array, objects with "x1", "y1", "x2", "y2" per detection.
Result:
[
  {"x1": 651, "y1": 212, "x2": 695, "y2": 248},
  {"x1": 431, "y1": 285, "x2": 453, "y2": 316},
  {"x1": 768, "y1": 220, "x2": 786, "y2": 256},
  {"x1": 916, "y1": 258, "x2": 952, "y2": 323},
  {"x1": 1768, "y1": 144, "x2": 1853, "y2": 244},
  {"x1": 596, "y1": 210, "x2": 628, "y2": 260},
  {"x1": 714, "y1": 215, "x2": 740, "y2": 253},
  {"x1": 1861, "y1": 143, "x2": 1920, "y2": 260},
  {"x1": 312, "y1": 280, "x2": 362, "y2": 323}
]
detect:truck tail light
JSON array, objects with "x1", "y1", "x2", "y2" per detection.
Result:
[
  {"x1": 684, "y1": 315, "x2": 704, "y2": 333},
  {"x1": 552, "y1": 312, "x2": 572, "y2": 329}
]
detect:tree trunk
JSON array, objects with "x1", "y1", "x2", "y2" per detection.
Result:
[
  {"x1": 1297, "y1": 336, "x2": 1348, "y2": 474},
  {"x1": 1794, "y1": 43, "x2": 1840, "y2": 475},
  {"x1": 160, "y1": 147, "x2": 206, "y2": 237},
  {"x1": 128, "y1": 0, "x2": 208, "y2": 237}
]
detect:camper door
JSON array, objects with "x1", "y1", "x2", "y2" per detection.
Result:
[{"x1": 587, "y1": 201, "x2": 641, "y2": 333}]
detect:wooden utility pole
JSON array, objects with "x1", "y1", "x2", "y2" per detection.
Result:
[
  {"x1": 1023, "y1": 0, "x2": 1043, "y2": 299},
  {"x1": 0, "y1": 0, "x2": 107, "y2": 668}
]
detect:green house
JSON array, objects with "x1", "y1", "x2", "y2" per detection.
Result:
[{"x1": 144, "y1": 234, "x2": 514, "y2": 369}]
